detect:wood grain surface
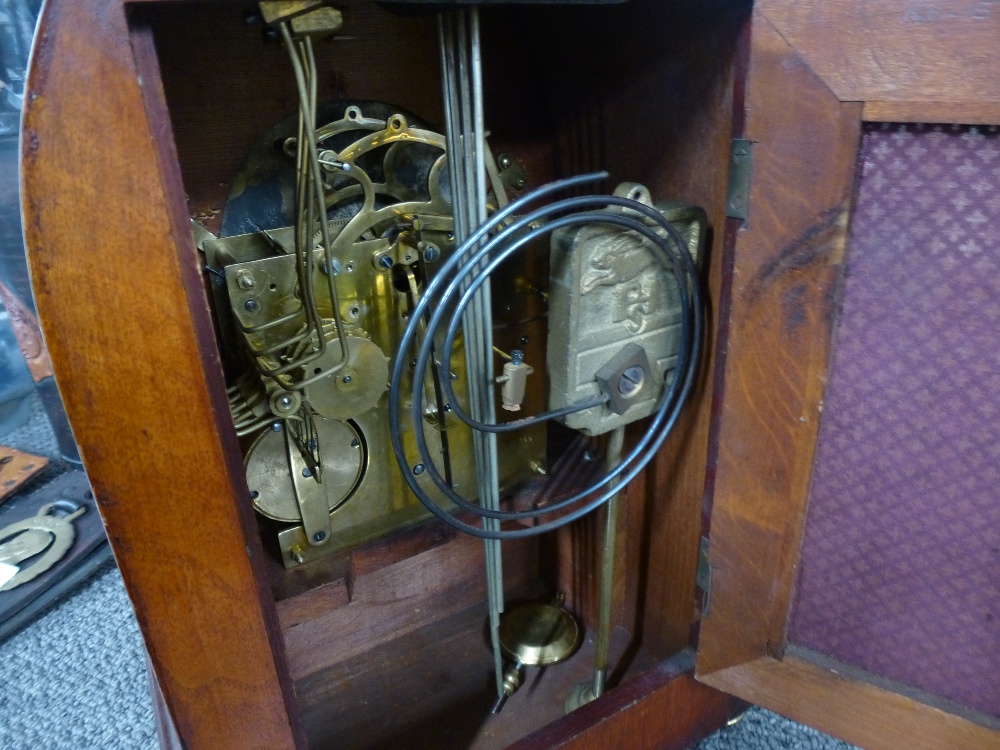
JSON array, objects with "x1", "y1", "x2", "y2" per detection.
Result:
[
  {"x1": 20, "y1": 3, "x2": 302, "y2": 748},
  {"x1": 701, "y1": 654, "x2": 1000, "y2": 750},
  {"x1": 508, "y1": 651, "x2": 734, "y2": 750},
  {"x1": 759, "y1": 0, "x2": 1000, "y2": 108},
  {"x1": 147, "y1": 652, "x2": 185, "y2": 750},
  {"x1": 862, "y1": 100, "x2": 1000, "y2": 125},
  {"x1": 697, "y1": 8, "x2": 862, "y2": 676},
  {"x1": 0, "y1": 445, "x2": 47, "y2": 504},
  {"x1": 298, "y1": 607, "x2": 662, "y2": 750},
  {"x1": 281, "y1": 532, "x2": 537, "y2": 680}
]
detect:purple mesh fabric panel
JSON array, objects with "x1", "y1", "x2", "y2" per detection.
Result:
[{"x1": 788, "y1": 123, "x2": 1000, "y2": 718}]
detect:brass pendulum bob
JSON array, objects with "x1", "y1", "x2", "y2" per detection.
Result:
[{"x1": 491, "y1": 594, "x2": 581, "y2": 713}]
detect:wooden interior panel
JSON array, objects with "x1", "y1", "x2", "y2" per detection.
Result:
[
  {"x1": 506, "y1": 0, "x2": 750, "y2": 655},
  {"x1": 509, "y1": 651, "x2": 737, "y2": 750},
  {"x1": 758, "y1": 0, "x2": 1000, "y2": 106},
  {"x1": 298, "y1": 609, "x2": 660, "y2": 749},
  {"x1": 282, "y1": 533, "x2": 538, "y2": 681},
  {"x1": 142, "y1": 0, "x2": 445, "y2": 234}
]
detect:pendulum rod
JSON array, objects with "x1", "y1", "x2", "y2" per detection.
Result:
[
  {"x1": 593, "y1": 425, "x2": 625, "y2": 698},
  {"x1": 564, "y1": 424, "x2": 626, "y2": 714},
  {"x1": 437, "y1": 7, "x2": 506, "y2": 701}
]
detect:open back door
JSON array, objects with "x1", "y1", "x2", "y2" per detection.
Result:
[{"x1": 697, "y1": 3, "x2": 1000, "y2": 748}]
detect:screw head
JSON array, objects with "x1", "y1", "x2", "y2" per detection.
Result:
[
  {"x1": 244, "y1": 299, "x2": 260, "y2": 312},
  {"x1": 313, "y1": 531, "x2": 326, "y2": 543},
  {"x1": 302, "y1": 467, "x2": 312, "y2": 478},
  {"x1": 618, "y1": 366, "x2": 645, "y2": 396},
  {"x1": 498, "y1": 154, "x2": 512, "y2": 169},
  {"x1": 514, "y1": 178, "x2": 527, "y2": 190},
  {"x1": 379, "y1": 255, "x2": 394, "y2": 270},
  {"x1": 271, "y1": 422, "x2": 283, "y2": 432},
  {"x1": 279, "y1": 395, "x2": 292, "y2": 407},
  {"x1": 237, "y1": 273, "x2": 255, "y2": 290},
  {"x1": 423, "y1": 244, "x2": 440, "y2": 263},
  {"x1": 412, "y1": 463, "x2": 425, "y2": 476},
  {"x1": 342, "y1": 375, "x2": 352, "y2": 384}
]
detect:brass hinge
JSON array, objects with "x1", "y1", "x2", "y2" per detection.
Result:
[
  {"x1": 696, "y1": 535, "x2": 713, "y2": 616},
  {"x1": 726, "y1": 139, "x2": 754, "y2": 221}
]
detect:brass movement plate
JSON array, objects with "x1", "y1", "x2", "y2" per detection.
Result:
[{"x1": 207, "y1": 102, "x2": 547, "y2": 568}]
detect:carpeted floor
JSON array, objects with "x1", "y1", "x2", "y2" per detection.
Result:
[
  {"x1": 0, "y1": 394, "x2": 858, "y2": 749},
  {"x1": 0, "y1": 392, "x2": 158, "y2": 750},
  {"x1": 0, "y1": 566, "x2": 158, "y2": 750}
]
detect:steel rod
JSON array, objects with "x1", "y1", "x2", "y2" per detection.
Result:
[
  {"x1": 593, "y1": 425, "x2": 625, "y2": 698},
  {"x1": 438, "y1": 8, "x2": 505, "y2": 699}
]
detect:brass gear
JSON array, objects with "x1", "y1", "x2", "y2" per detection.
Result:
[{"x1": 304, "y1": 335, "x2": 390, "y2": 421}]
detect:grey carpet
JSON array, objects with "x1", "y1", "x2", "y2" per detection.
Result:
[
  {"x1": 0, "y1": 393, "x2": 856, "y2": 749},
  {"x1": 695, "y1": 709, "x2": 856, "y2": 750},
  {"x1": 0, "y1": 567, "x2": 158, "y2": 750},
  {"x1": 0, "y1": 392, "x2": 157, "y2": 749}
]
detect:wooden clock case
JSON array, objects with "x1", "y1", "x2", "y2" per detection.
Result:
[{"x1": 19, "y1": 0, "x2": 1000, "y2": 748}]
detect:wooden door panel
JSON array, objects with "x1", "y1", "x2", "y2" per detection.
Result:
[
  {"x1": 698, "y1": 2, "x2": 1000, "y2": 748},
  {"x1": 696, "y1": 6, "x2": 862, "y2": 676}
]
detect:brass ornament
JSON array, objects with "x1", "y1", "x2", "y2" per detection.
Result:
[{"x1": 0, "y1": 501, "x2": 86, "y2": 591}]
